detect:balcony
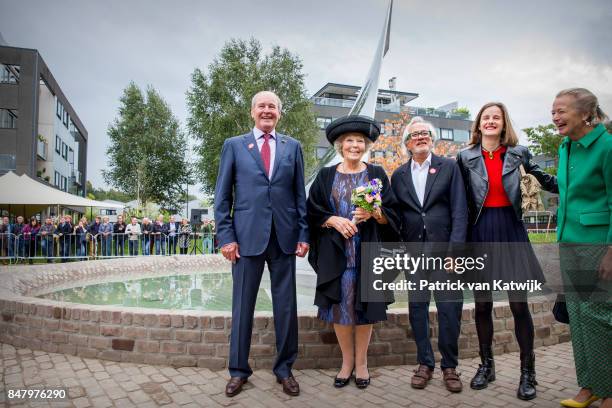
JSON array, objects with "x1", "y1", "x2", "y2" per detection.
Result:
[
  {"x1": 312, "y1": 97, "x2": 400, "y2": 113},
  {"x1": 406, "y1": 106, "x2": 470, "y2": 120},
  {"x1": 36, "y1": 139, "x2": 48, "y2": 160}
]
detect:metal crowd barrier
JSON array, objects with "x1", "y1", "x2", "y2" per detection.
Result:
[
  {"x1": 4, "y1": 231, "x2": 218, "y2": 263},
  {"x1": 0, "y1": 233, "x2": 17, "y2": 264}
]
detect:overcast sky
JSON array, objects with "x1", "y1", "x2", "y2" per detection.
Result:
[{"x1": 2, "y1": 0, "x2": 611, "y2": 192}]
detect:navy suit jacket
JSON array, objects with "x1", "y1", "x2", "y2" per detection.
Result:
[
  {"x1": 214, "y1": 131, "x2": 309, "y2": 256},
  {"x1": 391, "y1": 154, "x2": 468, "y2": 243}
]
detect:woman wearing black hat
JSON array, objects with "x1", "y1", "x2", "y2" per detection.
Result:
[{"x1": 307, "y1": 115, "x2": 399, "y2": 389}]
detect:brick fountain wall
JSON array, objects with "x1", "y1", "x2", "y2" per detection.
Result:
[{"x1": 0, "y1": 255, "x2": 569, "y2": 369}]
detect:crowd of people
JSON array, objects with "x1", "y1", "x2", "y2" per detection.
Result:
[
  {"x1": 215, "y1": 89, "x2": 610, "y2": 407},
  {"x1": 0, "y1": 214, "x2": 216, "y2": 263}
]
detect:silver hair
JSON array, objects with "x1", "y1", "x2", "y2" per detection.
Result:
[
  {"x1": 251, "y1": 91, "x2": 282, "y2": 113},
  {"x1": 556, "y1": 88, "x2": 609, "y2": 126},
  {"x1": 402, "y1": 116, "x2": 437, "y2": 143},
  {"x1": 333, "y1": 133, "x2": 373, "y2": 158}
]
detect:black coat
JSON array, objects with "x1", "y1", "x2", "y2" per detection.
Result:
[
  {"x1": 391, "y1": 154, "x2": 468, "y2": 243},
  {"x1": 113, "y1": 222, "x2": 126, "y2": 234},
  {"x1": 307, "y1": 163, "x2": 400, "y2": 322},
  {"x1": 57, "y1": 222, "x2": 72, "y2": 242},
  {"x1": 456, "y1": 144, "x2": 558, "y2": 225}
]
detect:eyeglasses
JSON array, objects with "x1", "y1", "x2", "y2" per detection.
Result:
[{"x1": 408, "y1": 130, "x2": 432, "y2": 139}]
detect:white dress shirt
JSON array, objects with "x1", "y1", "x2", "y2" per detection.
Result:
[
  {"x1": 253, "y1": 127, "x2": 277, "y2": 178},
  {"x1": 410, "y1": 153, "x2": 432, "y2": 207}
]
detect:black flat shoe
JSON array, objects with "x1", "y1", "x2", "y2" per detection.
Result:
[
  {"x1": 334, "y1": 374, "x2": 352, "y2": 388},
  {"x1": 334, "y1": 369, "x2": 354, "y2": 388},
  {"x1": 355, "y1": 369, "x2": 370, "y2": 389}
]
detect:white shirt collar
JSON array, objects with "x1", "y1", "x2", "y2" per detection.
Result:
[
  {"x1": 411, "y1": 153, "x2": 432, "y2": 170},
  {"x1": 253, "y1": 127, "x2": 276, "y2": 139}
]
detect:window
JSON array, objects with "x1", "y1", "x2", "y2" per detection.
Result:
[
  {"x1": 454, "y1": 129, "x2": 470, "y2": 143},
  {"x1": 62, "y1": 142, "x2": 68, "y2": 160},
  {"x1": 0, "y1": 109, "x2": 17, "y2": 128},
  {"x1": 316, "y1": 117, "x2": 332, "y2": 130},
  {"x1": 68, "y1": 148, "x2": 74, "y2": 164},
  {"x1": 63, "y1": 110, "x2": 69, "y2": 128},
  {"x1": 0, "y1": 64, "x2": 19, "y2": 84},
  {"x1": 0, "y1": 154, "x2": 16, "y2": 171},
  {"x1": 61, "y1": 176, "x2": 67, "y2": 191},
  {"x1": 56, "y1": 100, "x2": 63, "y2": 120},
  {"x1": 54, "y1": 171, "x2": 60, "y2": 187},
  {"x1": 55, "y1": 135, "x2": 61, "y2": 154},
  {"x1": 440, "y1": 128, "x2": 454, "y2": 140}
]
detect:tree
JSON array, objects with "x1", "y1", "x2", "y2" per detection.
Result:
[
  {"x1": 86, "y1": 180, "x2": 135, "y2": 202},
  {"x1": 186, "y1": 38, "x2": 319, "y2": 194},
  {"x1": 452, "y1": 107, "x2": 470, "y2": 118},
  {"x1": 103, "y1": 82, "x2": 192, "y2": 211},
  {"x1": 523, "y1": 124, "x2": 564, "y2": 174}
]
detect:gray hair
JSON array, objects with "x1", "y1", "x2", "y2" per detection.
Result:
[
  {"x1": 333, "y1": 133, "x2": 373, "y2": 158},
  {"x1": 402, "y1": 116, "x2": 437, "y2": 143},
  {"x1": 556, "y1": 88, "x2": 609, "y2": 126},
  {"x1": 251, "y1": 91, "x2": 282, "y2": 113}
]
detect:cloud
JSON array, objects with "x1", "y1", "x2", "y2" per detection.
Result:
[{"x1": 1, "y1": 0, "x2": 610, "y2": 190}]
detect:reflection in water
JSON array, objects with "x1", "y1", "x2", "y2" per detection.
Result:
[
  {"x1": 37, "y1": 270, "x2": 545, "y2": 312},
  {"x1": 37, "y1": 273, "x2": 318, "y2": 312}
]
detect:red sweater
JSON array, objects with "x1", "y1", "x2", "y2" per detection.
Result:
[{"x1": 483, "y1": 146, "x2": 512, "y2": 207}]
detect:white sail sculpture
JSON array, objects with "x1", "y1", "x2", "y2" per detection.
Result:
[{"x1": 307, "y1": 0, "x2": 394, "y2": 185}]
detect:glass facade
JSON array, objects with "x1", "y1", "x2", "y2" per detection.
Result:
[
  {"x1": 0, "y1": 109, "x2": 17, "y2": 128},
  {"x1": 0, "y1": 64, "x2": 19, "y2": 84},
  {"x1": 0, "y1": 154, "x2": 16, "y2": 171}
]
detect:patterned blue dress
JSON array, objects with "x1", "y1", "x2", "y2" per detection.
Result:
[{"x1": 318, "y1": 168, "x2": 375, "y2": 325}]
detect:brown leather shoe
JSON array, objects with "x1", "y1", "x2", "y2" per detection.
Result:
[
  {"x1": 442, "y1": 368, "x2": 463, "y2": 393},
  {"x1": 411, "y1": 365, "x2": 433, "y2": 389},
  {"x1": 225, "y1": 377, "x2": 247, "y2": 397},
  {"x1": 277, "y1": 376, "x2": 300, "y2": 396}
]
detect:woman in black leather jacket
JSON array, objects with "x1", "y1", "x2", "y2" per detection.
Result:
[{"x1": 456, "y1": 102, "x2": 558, "y2": 401}]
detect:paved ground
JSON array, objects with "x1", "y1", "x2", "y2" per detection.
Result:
[{"x1": 0, "y1": 341, "x2": 601, "y2": 408}]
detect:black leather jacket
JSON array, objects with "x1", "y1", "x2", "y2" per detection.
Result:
[{"x1": 456, "y1": 144, "x2": 558, "y2": 225}]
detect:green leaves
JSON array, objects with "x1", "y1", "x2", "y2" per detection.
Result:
[
  {"x1": 186, "y1": 38, "x2": 318, "y2": 194},
  {"x1": 104, "y1": 82, "x2": 191, "y2": 211},
  {"x1": 523, "y1": 124, "x2": 563, "y2": 175}
]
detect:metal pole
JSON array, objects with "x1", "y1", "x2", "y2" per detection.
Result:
[{"x1": 186, "y1": 181, "x2": 189, "y2": 221}]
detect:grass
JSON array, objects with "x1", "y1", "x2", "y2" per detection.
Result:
[{"x1": 528, "y1": 232, "x2": 557, "y2": 243}]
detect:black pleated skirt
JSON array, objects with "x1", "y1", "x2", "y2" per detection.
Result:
[{"x1": 469, "y1": 206, "x2": 545, "y2": 285}]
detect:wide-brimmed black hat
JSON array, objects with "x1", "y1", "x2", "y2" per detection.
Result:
[{"x1": 325, "y1": 115, "x2": 380, "y2": 144}]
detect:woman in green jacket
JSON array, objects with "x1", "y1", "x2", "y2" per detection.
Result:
[{"x1": 552, "y1": 88, "x2": 611, "y2": 408}]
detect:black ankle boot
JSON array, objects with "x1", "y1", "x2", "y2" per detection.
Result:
[
  {"x1": 470, "y1": 344, "x2": 496, "y2": 390},
  {"x1": 517, "y1": 352, "x2": 537, "y2": 400}
]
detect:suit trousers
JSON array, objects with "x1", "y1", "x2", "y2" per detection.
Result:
[
  {"x1": 229, "y1": 226, "x2": 298, "y2": 379},
  {"x1": 407, "y1": 234, "x2": 463, "y2": 369}
]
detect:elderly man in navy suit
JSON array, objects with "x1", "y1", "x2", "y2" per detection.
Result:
[
  {"x1": 215, "y1": 91, "x2": 309, "y2": 397},
  {"x1": 391, "y1": 117, "x2": 468, "y2": 393}
]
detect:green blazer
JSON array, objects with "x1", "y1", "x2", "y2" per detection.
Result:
[{"x1": 557, "y1": 124, "x2": 612, "y2": 243}]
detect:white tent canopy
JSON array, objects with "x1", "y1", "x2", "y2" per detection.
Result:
[{"x1": 0, "y1": 171, "x2": 123, "y2": 208}]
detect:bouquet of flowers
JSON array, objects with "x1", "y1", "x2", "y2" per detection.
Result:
[{"x1": 351, "y1": 178, "x2": 382, "y2": 223}]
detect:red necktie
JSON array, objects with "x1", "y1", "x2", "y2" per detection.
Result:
[{"x1": 261, "y1": 134, "x2": 271, "y2": 176}]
